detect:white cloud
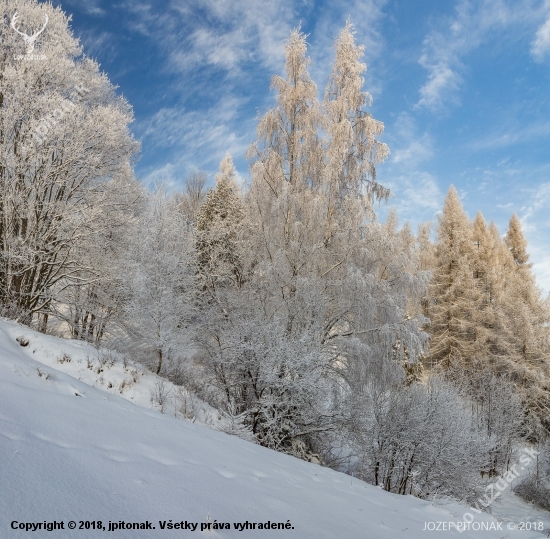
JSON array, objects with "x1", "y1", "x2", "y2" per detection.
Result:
[
  {"x1": 378, "y1": 113, "x2": 441, "y2": 226},
  {"x1": 135, "y1": 95, "x2": 251, "y2": 187},
  {"x1": 390, "y1": 112, "x2": 434, "y2": 166},
  {"x1": 123, "y1": 0, "x2": 389, "y2": 190},
  {"x1": 417, "y1": 61, "x2": 462, "y2": 110},
  {"x1": 468, "y1": 120, "x2": 550, "y2": 151},
  {"x1": 514, "y1": 181, "x2": 550, "y2": 294},
  {"x1": 392, "y1": 133, "x2": 433, "y2": 165},
  {"x1": 122, "y1": 0, "x2": 297, "y2": 77},
  {"x1": 531, "y1": 16, "x2": 550, "y2": 61}
]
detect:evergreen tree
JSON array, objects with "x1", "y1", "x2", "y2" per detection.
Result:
[{"x1": 195, "y1": 154, "x2": 244, "y2": 292}]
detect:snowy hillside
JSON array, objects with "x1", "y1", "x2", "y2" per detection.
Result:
[{"x1": 1, "y1": 319, "x2": 548, "y2": 538}]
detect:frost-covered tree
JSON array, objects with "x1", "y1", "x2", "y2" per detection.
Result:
[
  {"x1": 175, "y1": 171, "x2": 207, "y2": 229},
  {"x1": 424, "y1": 196, "x2": 550, "y2": 434},
  {"x1": 247, "y1": 27, "x2": 322, "y2": 197},
  {"x1": 0, "y1": 0, "x2": 138, "y2": 328},
  {"x1": 195, "y1": 154, "x2": 244, "y2": 292},
  {"x1": 500, "y1": 215, "x2": 550, "y2": 430},
  {"x1": 123, "y1": 188, "x2": 194, "y2": 374},
  {"x1": 190, "y1": 24, "x2": 428, "y2": 460},
  {"x1": 348, "y1": 366, "x2": 491, "y2": 501},
  {"x1": 502, "y1": 214, "x2": 549, "y2": 365},
  {"x1": 426, "y1": 186, "x2": 480, "y2": 368},
  {"x1": 322, "y1": 21, "x2": 389, "y2": 245}
]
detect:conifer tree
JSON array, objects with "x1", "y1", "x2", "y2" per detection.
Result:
[
  {"x1": 322, "y1": 22, "x2": 389, "y2": 246},
  {"x1": 500, "y1": 215, "x2": 550, "y2": 431},
  {"x1": 247, "y1": 28, "x2": 322, "y2": 197},
  {"x1": 502, "y1": 214, "x2": 549, "y2": 365},
  {"x1": 427, "y1": 186, "x2": 480, "y2": 368},
  {"x1": 506, "y1": 214, "x2": 530, "y2": 267},
  {"x1": 195, "y1": 154, "x2": 244, "y2": 292}
]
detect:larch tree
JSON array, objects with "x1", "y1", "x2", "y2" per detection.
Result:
[
  {"x1": 191, "y1": 24, "x2": 428, "y2": 460},
  {"x1": 427, "y1": 186, "x2": 480, "y2": 368},
  {"x1": 469, "y1": 211, "x2": 500, "y2": 363},
  {"x1": 322, "y1": 21, "x2": 389, "y2": 245},
  {"x1": 501, "y1": 215, "x2": 550, "y2": 427},
  {"x1": 503, "y1": 214, "x2": 549, "y2": 365}
]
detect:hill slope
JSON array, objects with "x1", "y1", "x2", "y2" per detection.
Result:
[{"x1": 0, "y1": 319, "x2": 546, "y2": 538}]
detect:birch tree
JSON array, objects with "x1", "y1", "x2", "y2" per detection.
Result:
[{"x1": 123, "y1": 188, "x2": 194, "y2": 375}]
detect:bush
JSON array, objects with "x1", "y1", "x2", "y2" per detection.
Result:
[
  {"x1": 514, "y1": 441, "x2": 550, "y2": 511},
  {"x1": 347, "y1": 365, "x2": 495, "y2": 503}
]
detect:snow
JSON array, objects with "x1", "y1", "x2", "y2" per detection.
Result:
[{"x1": 1, "y1": 318, "x2": 548, "y2": 538}]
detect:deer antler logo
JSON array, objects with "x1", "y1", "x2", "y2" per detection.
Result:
[{"x1": 11, "y1": 11, "x2": 49, "y2": 56}]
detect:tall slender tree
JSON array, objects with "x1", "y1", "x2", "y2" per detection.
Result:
[{"x1": 427, "y1": 186, "x2": 480, "y2": 368}]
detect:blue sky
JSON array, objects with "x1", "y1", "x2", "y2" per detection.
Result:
[{"x1": 53, "y1": 0, "x2": 550, "y2": 293}]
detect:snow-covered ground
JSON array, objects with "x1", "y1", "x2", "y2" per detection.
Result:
[{"x1": 1, "y1": 318, "x2": 549, "y2": 538}]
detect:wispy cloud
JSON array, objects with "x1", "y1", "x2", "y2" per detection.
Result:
[
  {"x1": 379, "y1": 113, "x2": 442, "y2": 226},
  {"x1": 416, "y1": 0, "x2": 545, "y2": 111},
  {"x1": 120, "y1": 0, "x2": 389, "y2": 188},
  {"x1": 531, "y1": 15, "x2": 550, "y2": 61},
  {"x1": 509, "y1": 181, "x2": 550, "y2": 294},
  {"x1": 468, "y1": 120, "x2": 550, "y2": 151},
  {"x1": 60, "y1": 0, "x2": 106, "y2": 16},
  {"x1": 122, "y1": 0, "x2": 297, "y2": 77},
  {"x1": 390, "y1": 113, "x2": 434, "y2": 166},
  {"x1": 135, "y1": 95, "x2": 251, "y2": 186}
]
